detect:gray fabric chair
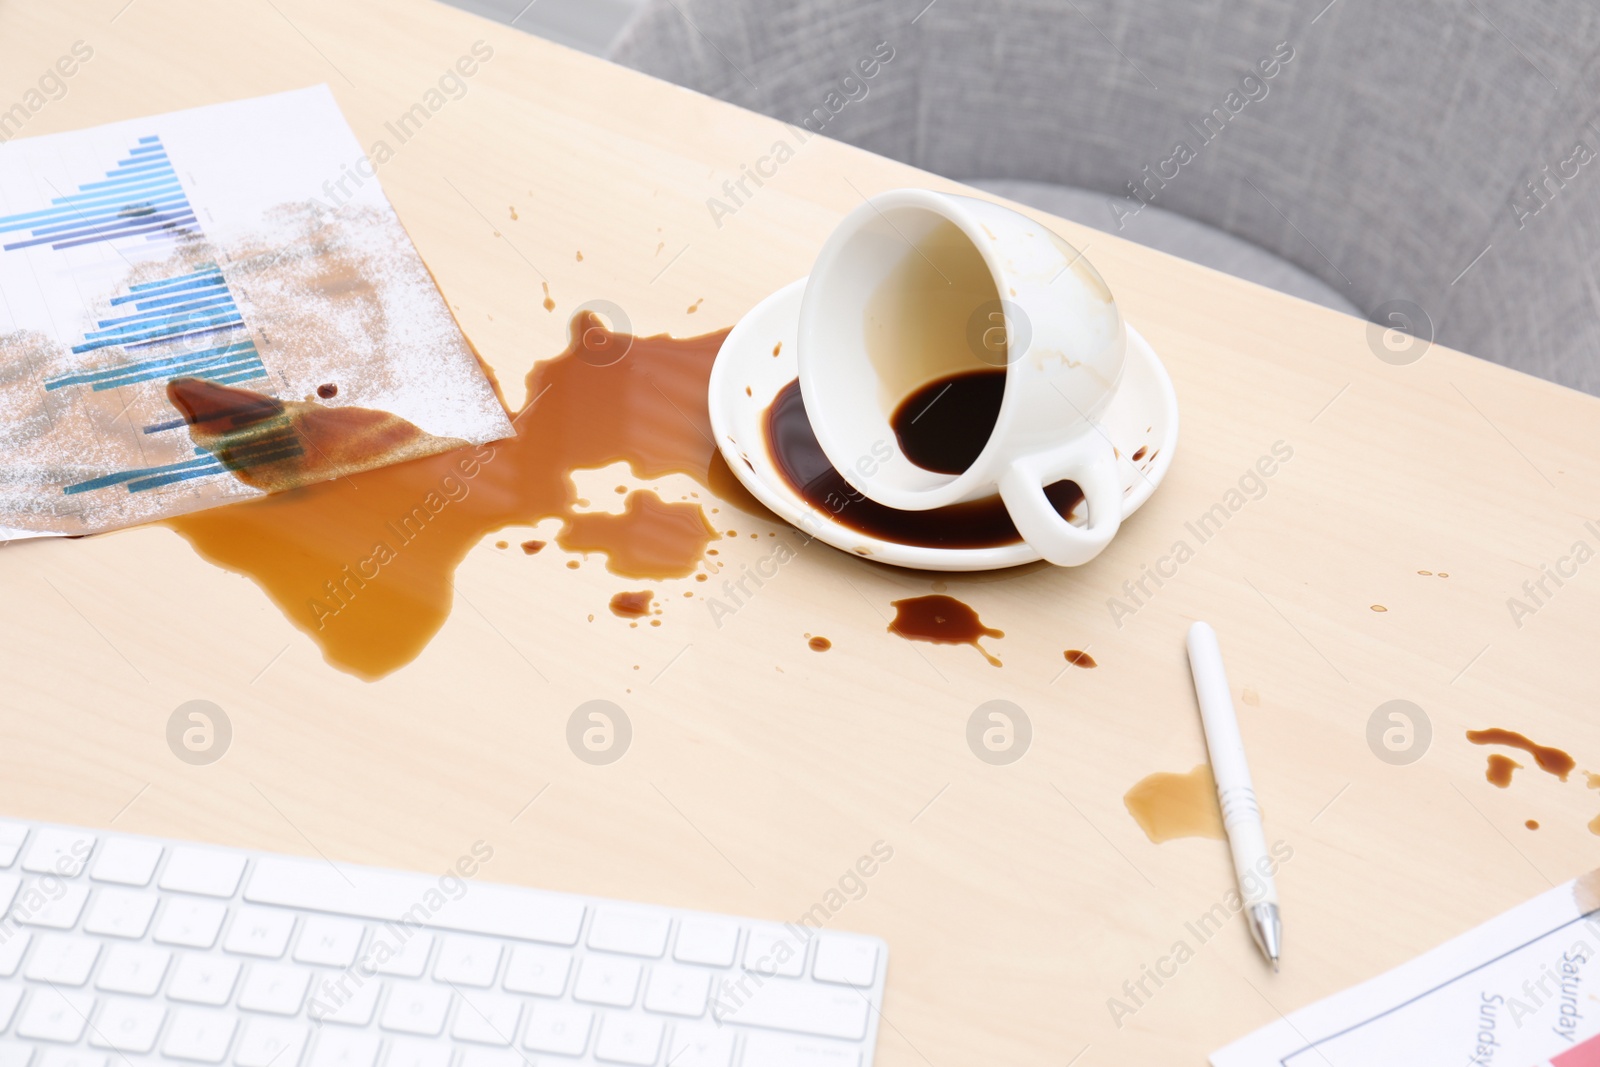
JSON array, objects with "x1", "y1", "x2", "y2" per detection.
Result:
[{"x1": 610, "y1": 0, "x2": 1600, "y2": 393}]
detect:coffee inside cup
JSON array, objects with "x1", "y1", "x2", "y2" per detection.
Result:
[{"x1": 863, "y1": 217, "x2": 1011, "y2": 477}]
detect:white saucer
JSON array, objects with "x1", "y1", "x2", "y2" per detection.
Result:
[{"x1": 708, "y1": 278, "x2": 1179, "y2": 571}]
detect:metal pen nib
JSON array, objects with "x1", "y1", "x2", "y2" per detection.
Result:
[{"x1": 1249, "y1": 902, "x2": 1282, "y2": 972}]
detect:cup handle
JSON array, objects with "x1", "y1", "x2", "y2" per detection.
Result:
[{"x1": 997, "y1": 432, "x2": 1123, "y2": 566}]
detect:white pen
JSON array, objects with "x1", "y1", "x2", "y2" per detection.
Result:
[{"x1": 1186, "y1": 620, "x2": 1282, "y2": 971}]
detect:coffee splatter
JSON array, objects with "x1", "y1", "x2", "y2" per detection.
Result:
[
  {"x1": 1063, "y1": 649, "x2": 1097, "y2": 668},
  {"x1": 1468, "y1": 728, "x2": 1575, "y2": 781},
  {"x1": 887, "y1": 594, "x2": 1003, "y2": 666},
  {"x1": 542, "y1": 282, "x2": 555, "y2": 312},
  {"x1": 1486, "y1": 754, "x2": 1522, "y2": 788},
  {"x1": 609, "y1": 590, "x2": 654, "y2": 618},
  {"x1": 1124, "y1": 765, "x2": 1225, "y2": 843},
  {"x1": 1526, "y1": 819, "x2": 1540, "y2": 830},
  {"x1": 316, "y1": 383, "x2": 338, "y2": 399},
  {"x1": 808, "y1": 636, "x2": 831, "y2": 652},
  {"x1": 1371, "y1": 605, "x2": 1388, "y2": 612}
]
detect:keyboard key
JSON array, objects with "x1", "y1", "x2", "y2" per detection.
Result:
[
  {"x1": 83, "y1": 888, "x2": 159, "y2": 939},
  {"x1": 236, "y1": 963, "x2": 310, "y2": 1015},
  {"x1": 384, "y1": 1038, "x2": 451, "y2": 1067},
  {"x1": 594, "y1": 1014, "x2": 663, "y2": 1065},
  {"x1": 21, "y1": 829, "x2": 94, "y2": 877},
  {"x1": 17, "y1": 986, "x2": 93, "y2": 1042},
  {"x1": 0, "y1": 931, "x2": 26, "y2": 977},
  {"x1": 223, "y1": 906, "x2": 296, "y2": 958},
  {"x1": 457, "y1": 1053, "x2": 521, "y2": 1067},
  {"x1": 502, "y1": 944, "x2": 570, "y2": 997},
  {"x1": 34, "y1": 1052, "x2": 103, "y2": 1067},
  {"x1": 95, "y1": 944, "x2": 171, "y2": 995},
  {"x1": 378, "y1": 982, "x2": 450, "y2": 1036},
  {"x1": 0, "y1": 1040, "x2": 31, "y2": 1067},
  {"x1": 522, "y1": 1002, "x2": 593, "y2": 1056},
  {"x1": 293, "y1": 917, "x2": 365, "y2": 968},
  {"x1": 0, "y1": 876, "x2": 20, "y2": 917},
  {"x1": 234, "y1": 1019, "x2": 308, "y2": 1067},
  {"x1": 587, "y1": 906, "x2": 670, "y2": 958},
  {"x1": 450, "y1": 991, "x2": 521, "y2": 1045},
  {"x1": 154, "y1": 898, "x2": 228, "y2": 948},
  {"x1": 663, "y1": 1024, "x2": 735, "y2": 1067},
  {"x1": 14, "y1": 882, "x2": 90, "y2": 930},
  {"x1": 167, "y1": 955, "x2": 242, "y2": 1006},
  {"x1": 433, "y1": 934, "x2": 500, "y2": 988},
  {"x1": 0, "y1": 824, "x2": 28, "y2": 868},
  {"x1": 368, "y1": 929, "x2": 431, "y2": 978},
  {"x1": 674, "y1": 918, "x2": 739, "y2": 967},
  {"x1": 572, "y1": 955, "x2": 641, "y2": 1008},
  {"x1": 160, "y1": 848, "x2": 246, "y2": 899},
  {"x1": 643, "y1": 962, "x2": 710, "y2": 1017},
  {"x1": 306, "y1": 1030, "x2": 378, "y2": 1067},
  {"x1": 246, "y1": 857, "x2": 585, "y2": 946},
  {"x1": 89, "y1": 839, "x2": 162, "y2": 887},
  {"x1": 306, "y1": 976, "x2": 378, "y2": 1027},
  {"x1": 744, "y1": 925, "x2": 808, "y2": 978},
  {"x1": 812, "y1": 934, "x2": 880, "y2": 988},
  {"x1": 711, "y1": 979, "x2": 869, "y2": 1041},
  {"x1": 25, "y1": 933, "x2": 100, "y2": 985},
  {"x1": 89, "y1": 997, "x2": 166, "y2": 1053},
  {"x1": 0, "y1": 985, "x2": 22, "y2": 1030},
  {"x1": 163, "y1": 1007, "x2": 238, "y2": 1063},
  {"x1": 742, "y1": 1033, "x2": 861, "y2": 1067}
]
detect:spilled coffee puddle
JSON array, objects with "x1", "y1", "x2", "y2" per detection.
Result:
[
  {"x1": 887, "y1": 594, "x2": 1003, "y2": 666},
  {"x1": 1124, "y1": 764, "x2": 1225, "y2": 843},
  {"x1": 166, "y1": 313, "x2": 746, "y2": 679},
  {"x1": 764, "y1": 379, "x2": 1082, "y2": 549}
]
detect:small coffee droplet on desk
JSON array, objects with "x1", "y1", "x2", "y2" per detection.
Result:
[
  {"x1": 1486, "y1": 753, "x2": 1521, "y2": 788},
  {"x1": 316, "y1": 383, "x2": 338, "y2": 399},
  {"x1": 609, "y1": 590, "x2": 654, "y2": 618},
  {"x1": 1063, "y1": 649, "x2": 1096, "y2": 668},
  {"x1": 808, "y1": 636, "x2": 831, "y2": 652}
]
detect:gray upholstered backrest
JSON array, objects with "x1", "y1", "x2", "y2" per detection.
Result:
[{"x1": 611, "y1": 0, "x2": 1600, "y2": 392}]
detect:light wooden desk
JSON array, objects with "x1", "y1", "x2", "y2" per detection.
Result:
[{"x1": 4, "y1": 2, "x2": 1600, "y2": 1062}]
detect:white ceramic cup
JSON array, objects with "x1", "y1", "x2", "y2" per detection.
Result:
[{"x1": 797, "y1": 188, "x2": 1128, "y2": 566}]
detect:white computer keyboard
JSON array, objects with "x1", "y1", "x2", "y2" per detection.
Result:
[{"x1": 0, "y1": 819, "x2": 887, "y2": 1067}]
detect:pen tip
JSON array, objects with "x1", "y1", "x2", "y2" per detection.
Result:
[{"x1": 1272, "y1": 958, "x2": 1280, "y2": 974}]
